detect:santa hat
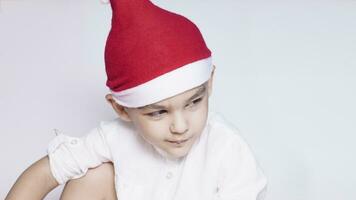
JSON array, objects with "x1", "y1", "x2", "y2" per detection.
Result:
[{"x1": 104, "y1": 0, "x2": 213, "y2": 108}]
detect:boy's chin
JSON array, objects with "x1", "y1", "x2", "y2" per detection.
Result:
[
  {"x1": 153, "y1": 141, "x2": 193, "y2": 160},
  {"x1": 157, "y1": 146, "x2": 187, "y2": 160},
  {"x1": 165, "y1": 145, "x2": 193, "y2": 160},
  {"x1": 165, "y1": 151, "x2": 188, "y2": 160}
]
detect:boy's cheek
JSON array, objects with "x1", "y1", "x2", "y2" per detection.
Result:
[
  {"x1": 139, "y1": 124, "x2": 168, "y2": 140},
  {"x1": 191, "y1": 104, "x2": 209, "y2": 121}
]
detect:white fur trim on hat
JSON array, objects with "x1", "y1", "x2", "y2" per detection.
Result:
[{"x1": 110, "y1": 57, "x2": 213, "y2": 108}]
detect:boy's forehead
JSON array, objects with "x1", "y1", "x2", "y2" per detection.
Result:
[{"x1": 137, "y1": 84, "x2": 206, "y2": 110}]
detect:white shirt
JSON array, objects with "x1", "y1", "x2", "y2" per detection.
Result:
[{"x1": 48, "y1": 112, "x2": 267, "y2": 200}]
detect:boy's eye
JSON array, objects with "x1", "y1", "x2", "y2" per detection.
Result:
[
  {"x1": 186, "y1": 97, "x2": 203, "y2": 108},
  {"x1": 146, "y1": 110, "x2": 167, "y2": 118}
]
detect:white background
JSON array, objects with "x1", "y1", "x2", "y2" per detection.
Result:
[{"x1": 1, "y1": 0, "x2": 355, "y2": 199}]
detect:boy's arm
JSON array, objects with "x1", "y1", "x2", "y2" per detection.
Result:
[
  {"x1": 47, "y1": 125, "x2": 112, "y2": 185},
  {"x1": 5, "y1": 156, "x2": 59, "y2": 200},
  {"x1": 6, "y1": 124, "x2": 112, "y2": 199}
]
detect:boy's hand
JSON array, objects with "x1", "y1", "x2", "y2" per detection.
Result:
[{"x1": 5, "y1": 156, "x2": 59, "y2": 200}]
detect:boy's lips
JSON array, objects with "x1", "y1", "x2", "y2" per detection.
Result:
[{"x1": 166, "y1": 137, "x2": 190, "y2": 144}]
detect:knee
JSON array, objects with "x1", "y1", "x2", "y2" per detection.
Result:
[
  {"x1": 86, "y1": 162, "x2": 115, "y2": 183},
  {"x1": 60, "y1": 162, "x2": 116, "y2": 200}
]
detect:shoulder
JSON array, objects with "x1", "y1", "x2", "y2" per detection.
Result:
[
  {"x1": 208, "y1": 112, "x2": 264, "y2": 176},
  {"x1": 206, "y1": 111, "x2": 259, "y2": 165},
  {"x1": 206, "y1": 111, "x2": 246, "y2": 149},
  {"x1": 98, "y1": 117, "x2": 134, "y2": 134},
  {"x1": 96, "y1": 117, "x2": 138, "y2": 143},
  {"x1": 96, "y1": 118, "x2": 149, "y2": 152}
]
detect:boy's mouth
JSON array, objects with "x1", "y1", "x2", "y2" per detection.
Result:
[{"x1": 166, "y1": 138, "x2": 190, "y2": 145}]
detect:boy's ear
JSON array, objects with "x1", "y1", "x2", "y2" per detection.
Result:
[
  {"x1": 105, "y1": 94, "x2": 132, "y2": 122},
  {"x1": 208, "y1": 65, "x2": 215, "y2": 96}
]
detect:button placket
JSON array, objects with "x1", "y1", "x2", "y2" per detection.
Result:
[
  {"x1": 155, "y1": 159, "x2": 182, "y2": 199},
  {"x1": 165, "y1": 160, "x2": 180, "y2": 181},
  {"x1": 70, "y1": 139, "x2": 78, "y2": 145},
  {"x1": 166, "y1": 171, "x2": 173, "y2": 179}
]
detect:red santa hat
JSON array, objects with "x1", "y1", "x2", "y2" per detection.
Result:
[{"x1": 104, "y1": 0, "x2": 213, "y2": 108}]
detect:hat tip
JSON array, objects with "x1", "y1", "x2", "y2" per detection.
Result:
[{"x1": 100, "y1": 0, "x2": 110, "y2": 4}]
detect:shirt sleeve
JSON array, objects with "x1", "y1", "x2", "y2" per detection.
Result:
[
  {"x1": 47, "y1": 125, "x2": 112, "y2": 185},
  {"x1": 216, "y1": 135, "x2": 268, "y2": 200}
]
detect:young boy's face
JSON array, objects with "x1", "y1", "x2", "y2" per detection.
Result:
[{"x1": 106, "y1": 74, "x2": 213, "y2": 159}]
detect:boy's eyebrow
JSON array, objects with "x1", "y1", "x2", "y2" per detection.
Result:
[{"x1": 137, "y1": 85, "x2": 206, "y2": 110}]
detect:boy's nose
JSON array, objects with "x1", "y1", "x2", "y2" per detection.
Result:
[{"x1": 170, "y1": 113, "x2": 188, "y2": 135}]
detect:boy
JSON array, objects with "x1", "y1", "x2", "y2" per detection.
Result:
[{"x1": 6, "y1": 0, "x2": 267, "y2": 199}]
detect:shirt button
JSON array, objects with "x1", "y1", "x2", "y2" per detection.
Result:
[
  {"x1": 216, "y1": 187, "x2": 220, "y2": 193},
  {"x1": 166, "y1": 172, "x2": 173, "y2": 179},
  {"x1": 70, "y1": 139, "x2": 78, "y2": 145}
]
